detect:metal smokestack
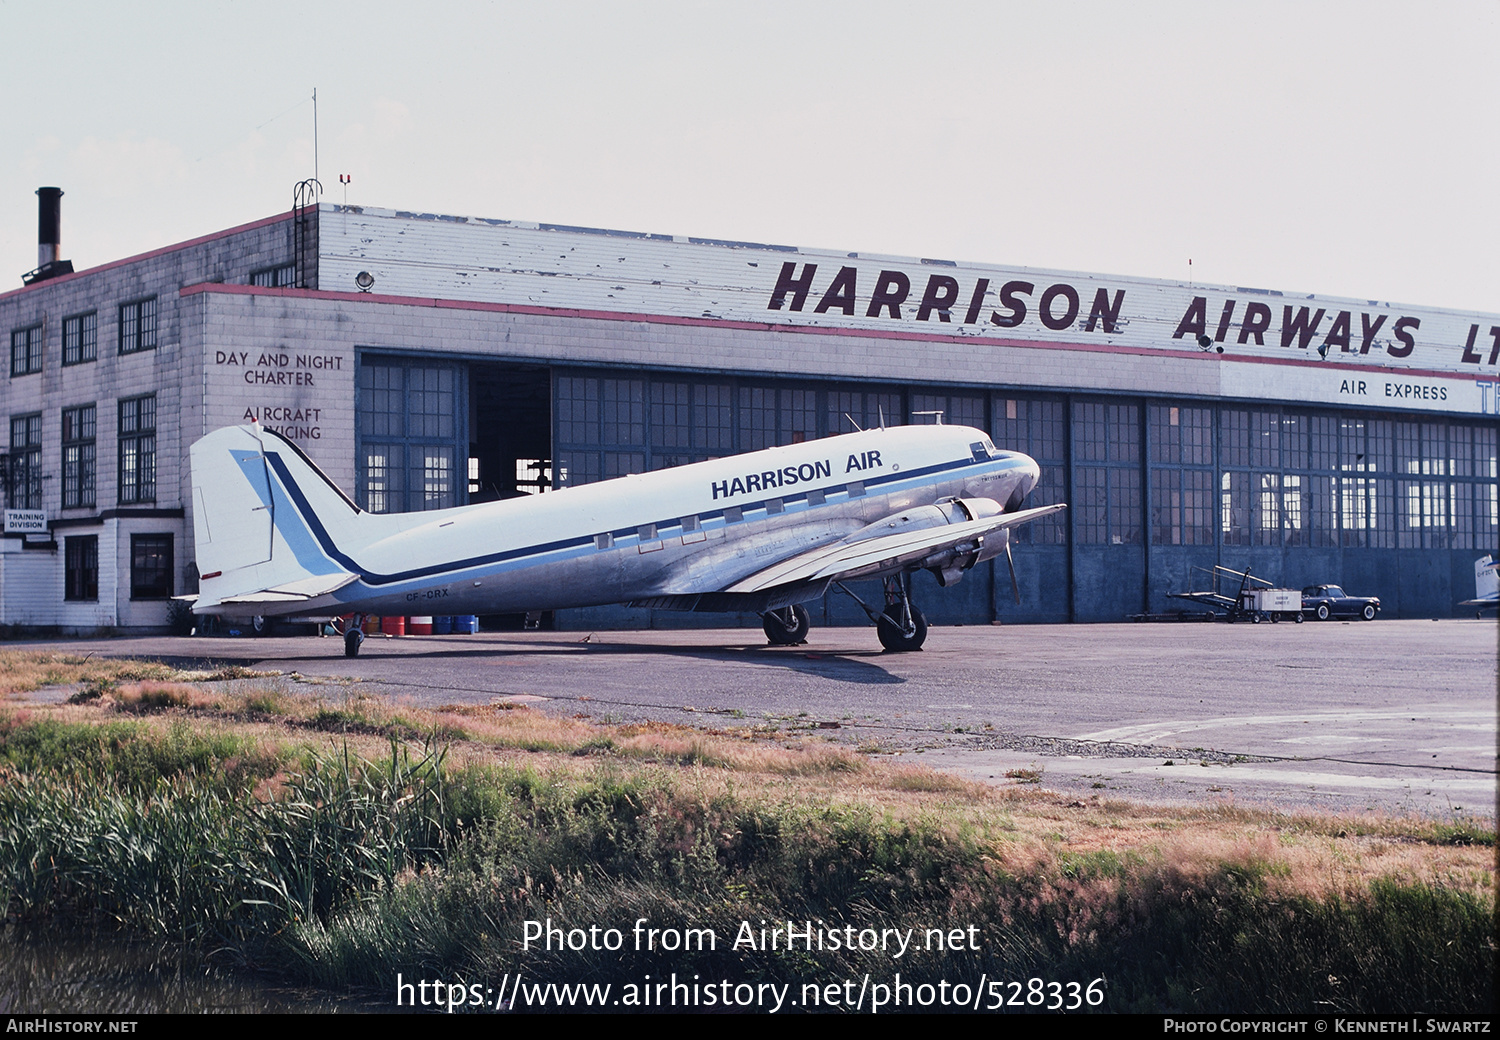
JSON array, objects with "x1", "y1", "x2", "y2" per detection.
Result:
[
  {"x1": 37, "y1": 187, "x2": 62, "y2": 267},
  {"x1": 23, "y1": 187, "x2": 73, "y2": 286}
]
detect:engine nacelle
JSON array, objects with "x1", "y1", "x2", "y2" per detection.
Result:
[{"x1": 843, "y1": 497, "x2": 1003, "y2": 547}]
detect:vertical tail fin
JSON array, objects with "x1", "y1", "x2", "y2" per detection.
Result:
[
  {"x1": 1477, "y1": 555, "x2": 1498, "y2": 603},
  {"x1": 190, "y1": 425, "x2": 358, "y2": 611}
]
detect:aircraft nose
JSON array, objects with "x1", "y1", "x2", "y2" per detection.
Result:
[
  {"x1": 1018, "y1": 452, "x2": 1040, "y2": 493},
  {"x1": 1002, "y1": 452, "x2": 1041, "y2": 512}
]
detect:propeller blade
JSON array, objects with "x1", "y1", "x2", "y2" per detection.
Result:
[{"x1": 1006, "y1": 539, "x2": 1021, "y2": 605}]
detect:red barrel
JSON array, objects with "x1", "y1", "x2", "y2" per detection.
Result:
[{"x1": 381, "y1": 615, "x2": 406, "y2": 636}]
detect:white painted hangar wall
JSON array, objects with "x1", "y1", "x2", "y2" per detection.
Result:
[
  {"x1": 191, "y1": 286, "x2": 1220, "y2": 431},
  {"x1": 316, "y1": 205, "x2": 1500, "y2": 409}
]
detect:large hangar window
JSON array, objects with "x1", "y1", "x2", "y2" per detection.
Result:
[
  {"x1": 993, "y1": 396, "x2": 1066, "y2": 545},
  {"x1": 1219, "y1": 409, "x2": 1313, "y2": 547},
  {"x1": 911, "y1": 392, "x2": 984, "y2": 429},
  {"x1": 829, "y1": 390, "x2": 902, "y2": 436},
  {"x1": 357, "y1": 358, "x2": 463, "y2": 513},
  {"x1": 1336, "y1": 417, "x2": 1395, "y2": 548},
  {"x1": 561, "y1": 374, "x2": 910, "y2": 483},
  {"x1": 555, "y1": 376, "x2": 644, "y2": 487},
  {"x1": 1214, "y1": 410, "x2": 1497, "y2": 553},
  {"x1": 739, "y1": 387, "x2": 817, "y2": 449},
  {"x1": 1073, "y1": 401, "x2": 1140, "y2": 545},
  {"x1": 1149, "y1": 405, "x2": 1214, "y2": 546},
  {"x1": 650, "y1": 381, "x2": 732, "y2": 469},
  {"x1": 1395, "y1": 420, "x2": 1498, "y2": 550}
]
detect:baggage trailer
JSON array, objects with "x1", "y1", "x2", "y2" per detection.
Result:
[
  {"x1": 1240, "y1": 586, "x2": 1304, "y2": 624},
  {"x1": 1167, "y1": 565, "x2": 1304, "y2": 624}
]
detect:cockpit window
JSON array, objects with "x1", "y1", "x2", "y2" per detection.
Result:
[{"x1": 970, "y1": 438, "x2": 997, "y2": 461}]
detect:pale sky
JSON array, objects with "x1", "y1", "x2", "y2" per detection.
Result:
[{"x1": 2, "y1": 1, "x2": 1496, "y2": 312}]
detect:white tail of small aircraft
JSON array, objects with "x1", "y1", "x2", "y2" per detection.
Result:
[
  {"x1": 190, "y1": 422, "x2": 1063, "y2": 655},
  {"x1": 1460, "y1": 554, "x2": 1498, "y2": 616}
]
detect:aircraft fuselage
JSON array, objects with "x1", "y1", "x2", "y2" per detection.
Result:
[{"x1": 256, "y1": 425, "x2": 1039, "y2": 619}]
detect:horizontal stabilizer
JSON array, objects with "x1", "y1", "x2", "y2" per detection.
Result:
[
  {"x1": 219, "y1": 572, "x2": 360, "y2": 605},
  {"x1": 727, "y1": 503, "x2": 1066, "y2": 593}
]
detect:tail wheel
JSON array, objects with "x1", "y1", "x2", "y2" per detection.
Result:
[
  {"x1": 1361, "y1": 604, "x2": 1377, "y2": 621},
  {"x1": 877, "y1": 602, "x2": 928, "y2": 652},
  {"x1": 763, "y1": 605, "x2": 810, "y2": 645},
  {"x1": 1316, "y1": 604, "x2": 1331, "y2": 621}
]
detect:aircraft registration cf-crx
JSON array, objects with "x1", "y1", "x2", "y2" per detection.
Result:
[{"x1": 189, "y1": 422, "x2": 1065, "y2": 656}]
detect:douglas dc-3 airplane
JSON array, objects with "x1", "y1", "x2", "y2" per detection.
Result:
[{"x1": 189, "y1": 422, "x2": 1064, "y2": 656}]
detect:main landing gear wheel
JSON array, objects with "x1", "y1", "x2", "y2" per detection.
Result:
[
  {"x1": 344, "y1": 618, "x2": 365, "y2": 658},
  {"x1": 763, "y1": 604, "x2": 810, "y2": 645},
  {"x1": 250, "y1": 615, "x2": 271, "y2": 637},
  {"x1": 877, "y1": 602, "x2": 928, "y2": 652}
]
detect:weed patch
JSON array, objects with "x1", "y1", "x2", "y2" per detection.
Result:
[{"x1": 0, "y1": 692, "x2": 1490, "y2": 1014}]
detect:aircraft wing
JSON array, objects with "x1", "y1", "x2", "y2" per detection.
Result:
[{"x1": 725, "y1": 503, "x2": 1066, "y2": 593}]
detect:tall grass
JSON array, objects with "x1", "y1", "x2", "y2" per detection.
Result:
[{"x1": 0, "y1": 712, "x2": 1491, "y2": 1013}]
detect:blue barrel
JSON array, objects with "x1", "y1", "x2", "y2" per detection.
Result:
[
  {"x1": 432, "y1": 615, "x2": 453, "y2": 635},
  {"x1": 454, "y1": 615, "x2": 479, "y2": 634}
]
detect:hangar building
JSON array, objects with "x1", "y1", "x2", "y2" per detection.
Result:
[{"x1": 1, "y1": 190, "x2": 1495, "y2": 633}]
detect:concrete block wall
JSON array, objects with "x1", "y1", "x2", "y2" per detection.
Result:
[{"x1": 0, "y1": 211, "x2": 302, "y2": 628}]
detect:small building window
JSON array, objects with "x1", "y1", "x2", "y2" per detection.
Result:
[
  {"x1": 118, "y1": 297, "x2": 157, "y2": 355},
  {"x1": 119, "y1": 395, "x2": 156, "y2": 504},
  {"x1": 61, "y1": 404, "x2": 96, "y2": 509},
  {"x1": 8, "y1": 413, "x2": 42, "y2": 509},
  {"x1": 65, "y1": 535, "x2": 98, "y2": 601},
  {"x1": 130, "y1": 534, "x2": 172, "y2": 599},
  {"x1": 10, "y1": 324, "x2": 42, "y2": 376},
  {"x1": 62, "y1": 312, "x2": 97, "y2": 366},
  {"x1": 250, "y1": 263, "x2": 296, "y2": 288}
]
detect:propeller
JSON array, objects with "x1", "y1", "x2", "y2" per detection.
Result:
[{"x1": 1005, "y1": 534, "x2": 1021, "y2": 605}]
